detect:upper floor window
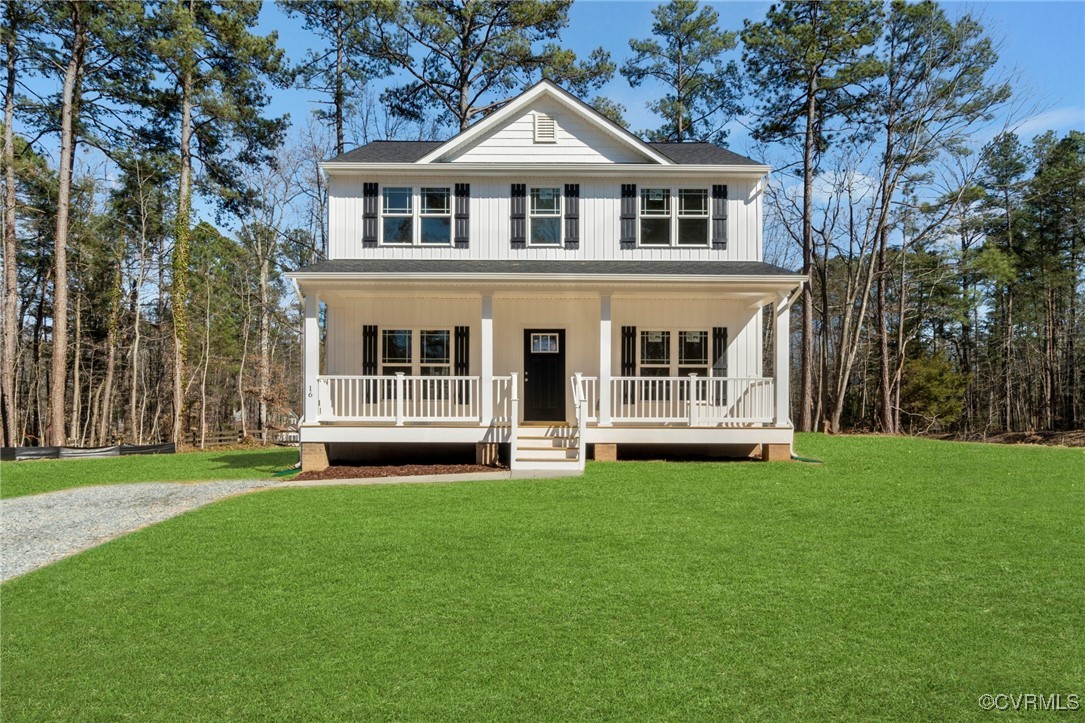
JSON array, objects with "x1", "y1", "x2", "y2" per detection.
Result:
[
  {"x1": 529, "y1": 186, "x2": 562, "y2": 246},
  {"x1": 381, "y1": 186, "x2": 452, "y2": 245},
  {"x1": 639, "y1": 187, "x2": 710, "y2": 247}
]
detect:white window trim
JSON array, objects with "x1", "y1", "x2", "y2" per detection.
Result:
[
  {"x1": 380, "y1": 327, "x2": 454, "y2": 376},
  {"x1": 637, "y1": 186, "x2": 711, "y2": 248},
  {"x1": 378, "y1": 185, "x2": 453, "y2": 247},
  {"x1": 638, "y1": 328, "x2": 714, "y2": 376},
  {"x1": 527, "y1": 185, "x2": 564, "y2": 247}
]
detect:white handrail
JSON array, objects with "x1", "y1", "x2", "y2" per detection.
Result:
[
  {"x1": 317, "y1": 375, "x2": 481, "y2": 423},
  {"x1": 610, "y1": 376, "x2": 775, "y2": 424}
]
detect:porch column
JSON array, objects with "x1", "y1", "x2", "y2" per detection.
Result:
[
  {"x1": 598, "y1": 294, "x2": 612, "y2": 426},
  {"x1": 480, "y1": 293, "x2": 494, "y2": 424},
  {"x1": 774, "y1": 295, "x2": 790, "y2": 426},
  {"x1": 303, "y1": 293, "x2": 320, "y2": 423}
]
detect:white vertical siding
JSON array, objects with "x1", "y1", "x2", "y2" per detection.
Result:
[{"x1": 327, "y1": 175, "x2": 763, "y2": 262}]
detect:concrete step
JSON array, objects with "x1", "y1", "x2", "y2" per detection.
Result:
[
  {"x1": 517, "y1": 436, "x2": 578, "y2": 448},
  {"x1": 516, "y1": 446, "x2": 578, "y2": 460}
]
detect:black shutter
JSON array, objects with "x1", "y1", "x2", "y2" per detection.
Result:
[
  {"x1": 564, "y1": 183, "x2": 579, "y2": 249},
  {"x1": 712, "y1": 327, "x2": 728, "y2": 376},
  {"x1": 363, "y1": 325, "x2": 379, "y2": 374},
  {"x1": 454, "y1": 325, "x2": 470, "y2": 402},
  {"x1": 510, "y1": 183, "x2": 526, "y2": 248},
  {"x1": 621, "y1": 326, "x2": 637, "y2": 376},
  {"x1": 454, "y1": 183, "x2": 470, "y2": 248},
  {"x1": 711, "y1": 184, "x2": 728, "y2": 249},
  {"x1": 619, "y1": 183, "x2": 637, "y2": 249},
  {"x1": 362, "y1": 183, "x2": 378, "y2": 247},
  {"x1": 454, "y1": 326, "x2": 469, "y2": 375}
]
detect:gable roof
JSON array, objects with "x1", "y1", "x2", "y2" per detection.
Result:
[
  {"x1": 327, "y1": 139, "x2": 762, "y2": 166},
  {"x1": 415, "y1": 80, "x2": 675, "y2": 165}
]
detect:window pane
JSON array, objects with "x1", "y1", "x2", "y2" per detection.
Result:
[
  {"x1": 382, "y1": 330, "x2": 412, "y2": 364},
  {"x1": 640, "y1": 218, "x2": 670, "y2": 245},
  {"x1": 530, "y1": 216, "x2": 561, "y2": 245},
  {"x1": 679, "y1": 331, "x2": 708, "y2": 365},
  {"x1": 420, "y1": 330, "x2": 450, "y2": 364},
  {"x1": 677, "y1": 217, "x2": 708, "y2": 245},
  {"x1": 640, "y1": 330, "x2": 670, "y2": 364},
  {"x1": 678, "y1": 188, "x2": 708, "y2": 215},
  {"x1": 640, "y1": 188, "x2": 670, "y2": 215},
  {"x1": 383, "y1": 216, "x2": 413, "y2": 244},
  {"x1": 420, "y1": 365, "x2": 449, "y2": 377},
  {"x1": 382, "y1": 187, "x2": 412, "y2": 213},
  {"x1": 421, "y1": 187, "x2": 450, "y2": 214},
  {"x1": 420, "y1": 217, "x2": 451, "y2": 244},
  {"x1": 530, "y1": 187, "x2": 560, "y2": 214}
]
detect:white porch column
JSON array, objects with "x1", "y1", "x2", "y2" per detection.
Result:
[
  {"x1": 774, "y1": 297, "x2": 790, "y2": 426},
  {"x1": 598, "y1": 294, "x2": 612, "y2": 426},
  {"x1": 303, "y1": 293, "x2": 320, "y2": 423},
  {"x1": 480, "y1": 293, "x2": 494, "y2": 425}
]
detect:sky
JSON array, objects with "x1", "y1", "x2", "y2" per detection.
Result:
[{"x1": 255, "y1": 0, "x2": 1085, "y2": 159}]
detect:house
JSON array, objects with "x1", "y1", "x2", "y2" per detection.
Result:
[{"x1": 287, "y1": 81, "x2": 805, "y2": 473}]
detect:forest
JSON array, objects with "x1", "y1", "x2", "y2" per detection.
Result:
[{"x1": 2, "y1": 0, "x2": 1083, "y2": 448}]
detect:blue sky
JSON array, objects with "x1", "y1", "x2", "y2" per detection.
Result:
[{"x1": 257, "y1": 0, "x2": 1085, "y2": 156}]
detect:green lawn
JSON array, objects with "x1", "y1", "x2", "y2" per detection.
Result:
[
  {"x1": 2, "y1": 435, "x2": 1082, "y2": 720},
  {"x1": 0, "y1": 447, "x2": 298, "y2": 499}
]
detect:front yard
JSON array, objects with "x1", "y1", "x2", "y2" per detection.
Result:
[{"x1": 1, "y1": 435, "x2": 1082, "y2": 720}]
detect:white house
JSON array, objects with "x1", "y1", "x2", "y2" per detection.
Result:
[{"x1": 287, "y1": 81, "x2": 804, "y2": 473}]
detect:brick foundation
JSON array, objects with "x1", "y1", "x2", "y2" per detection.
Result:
[
  {"x1": 300, "y1": 442, "x2": 329, "y2": 472},
  {"x1": 593, "y1": 443, "x2": 618, "y2": 461},
  {"x1": 760, "y1": 443, "x2": 791, "y2": 462}
]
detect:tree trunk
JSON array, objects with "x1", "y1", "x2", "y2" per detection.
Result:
[
  {"x1": 258, "y1": 244, "x2": 270, "y2": 443},
  {"x1": 199, "y1": 269, "x2": 210, "y2": 449},
  {"x1": 48, "y1": 2, "x2": 87, "y2": 446},
  {"x1": 172, "y1": 66, "x2": 193, "y2": 446},
  {"x1": 798, "y1": 70, "x2": 817, "y2": 433},
  {"x1": 2, "y1": 0, "x2": 20, "y2": 446},
  {"x1": 68, "y1": 289, "x2": 81, "y2": 442}
]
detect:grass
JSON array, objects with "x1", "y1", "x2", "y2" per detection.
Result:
[
  {"x1": 0, "y1": 447, "x2": 298, "y2": 499},
  {"x1": 2, "y1": 435, "x2": 1082, "y2": 720}
]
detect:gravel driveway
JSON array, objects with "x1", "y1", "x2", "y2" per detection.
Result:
[{"x1": 1, "y1": 480, "x2": 271, "y2": 582}]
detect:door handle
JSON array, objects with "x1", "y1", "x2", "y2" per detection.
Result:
[{"x1": 524, "y1": 372, "x2": 529, "y2": 382}]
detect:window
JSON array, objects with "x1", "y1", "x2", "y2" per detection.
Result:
[
  {"x1": 639, "y1": 188, "x2": 671, "y2": 246},
  {"x1": 677, "y1": 189, "x2": 709, "y2": 246},
  {"x1": 380, "y1": 328, "x2": 452, "y2": 377},
  {"x1": 678, "y1": 330, "x2": 708, "y2": 377},
  {"x1": 639, "y1": 330, "x2": 670, "y2": 377},
  {"x1": 380, "y1": 186, "x2": 453, "y2": 245},
  {"x1": 530, "y1": 333, "x2": 560, "y2": 353},
  {"x1": 529, "y1": 187, "x2": 562, "y2": 245},
  {"x1": 382, "y1": 188, "x2": 413, "y2": 245},
  {"x1": 638, "y1": 188, "x2": 710, "y2": 247},
  {"x1": 420, "y1": 188, "x2": 452, "y2": 245},
  {"x1": 420, "y1": 330, "x2": 450, "y2": 376}
]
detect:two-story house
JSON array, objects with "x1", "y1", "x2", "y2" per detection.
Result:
[{"x1": 287, "y1": 81, "x2": 805, "y2": 473}]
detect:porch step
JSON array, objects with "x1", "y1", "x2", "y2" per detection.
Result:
[
  {"x1": 516, "y1": 446, "x2": 579, "y2": 460},
  {"x1": 512, "y1": 425, "x2": 583, "y2": 472}
]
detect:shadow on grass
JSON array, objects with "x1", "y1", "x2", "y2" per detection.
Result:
[{"x1": 207, "y1": 449, "x2": 298, "y2": 472}]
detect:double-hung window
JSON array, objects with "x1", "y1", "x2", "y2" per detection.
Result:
[
  {"x1": 529, "y1": 187, "x2": 562, "y2": 245},
  {"x1": 380, "y1": 186, "x2": 453, "y2": 245},
  {"x1": 381, "y1": 328, "x2": 452, "y2": 398},
  {"x1": 638, "y1": 187, "x2": 710, "y2": 247}
]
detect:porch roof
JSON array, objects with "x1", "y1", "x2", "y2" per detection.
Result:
[{"x1": 288, "y1": 259, "x2": 801, "y2": 279}]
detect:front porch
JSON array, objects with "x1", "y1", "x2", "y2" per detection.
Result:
[{"x1": 294, "y1": 273, "x2": 802, "y2": 471}]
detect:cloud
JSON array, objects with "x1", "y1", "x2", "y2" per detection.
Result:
[{"x1": 1014, "y1": 107, "x2": 1085, "y2": 136}]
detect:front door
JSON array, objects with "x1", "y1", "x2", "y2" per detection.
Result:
[{"x1": 523, "y1": 329, "x2": 566, "y2": 422}]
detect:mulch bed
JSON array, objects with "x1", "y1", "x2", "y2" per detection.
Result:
[{"x1": 293, "y1": 463, "x2": 506, "y2": 482}]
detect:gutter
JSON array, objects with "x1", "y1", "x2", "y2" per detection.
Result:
[
  {"x1": 319, "y1": 162, "x2": 772, "y2": 177},
  {"x1": 286, "y1": 271, "x2": 806, "y2": 284}
]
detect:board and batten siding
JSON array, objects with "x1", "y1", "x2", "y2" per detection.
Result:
[
  {"x1": 327, "y1": 175, "x2": 763, "y2": 261},
  {"x1": 438, "y1": 98, "x2": 648, "y2": 164},
  {"x1": 323, "y1": 294, "x2": 761, "y2": 381}
]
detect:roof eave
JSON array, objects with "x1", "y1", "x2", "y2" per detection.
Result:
[
  {"x1": 287, "y1": 271, "x2": 806, "y2": 284},
  {"x1": 319, "y1": 162, "x2": 772, "y2": 176}
]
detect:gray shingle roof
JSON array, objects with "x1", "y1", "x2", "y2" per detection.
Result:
[
  {"x1": 290, "y1": 259, "x2": 799, "y2": 277},
  {"x1": 326, "y1": 140, "x2": 762, "y2": 166}
]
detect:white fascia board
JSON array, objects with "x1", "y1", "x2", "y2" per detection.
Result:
[
  {"x1": 320, "y1": 162, "x2": 772, "y2": 177},
  {"x1": 412, "y1": 81, "x2": 674, "y2": 166},
  {"x1": 287, "y1": 272, "x2": 807, "y2": 290}
]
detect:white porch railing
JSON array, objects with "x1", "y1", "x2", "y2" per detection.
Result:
[
  {"x1": 609, "y1": 376, "x2": 774, "y2": 425},
  {"x1": 579, "y1": 376, "x2": 599, "y2": 423},
  {"x1": 492, "y1": 375, "x2": 514, "y2": 425},
  {"x1": 317, "y1": 374, "x2": 481, "y2": 423}
]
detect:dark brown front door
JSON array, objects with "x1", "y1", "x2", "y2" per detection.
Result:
[{"x1": 523, "y1": 329, "x2": 566, "y2": 422}]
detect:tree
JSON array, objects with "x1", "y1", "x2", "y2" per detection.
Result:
[
  {"x1": 278, "y1": 0, "x2": 384, "y2": 156},
  {"x1": 33, "y1": 0, "x2": 146, "y2": 445},
  {"x1": 742, "y1": 0, "x2": 882, "y2": 432},
  {"x1": 149, "y1": 0, "x2": 290, "y2": 445},
  {"x1": 620, "y1": 0, "x2": 742, "y2": 144},
  {"x1": 370, "y1": 0, "x2": 614, "y2": 132}
]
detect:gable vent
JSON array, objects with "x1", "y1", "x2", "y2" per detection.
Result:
[{"x1": 534, "y1": 112, "x2": 557, "y2": 143}]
